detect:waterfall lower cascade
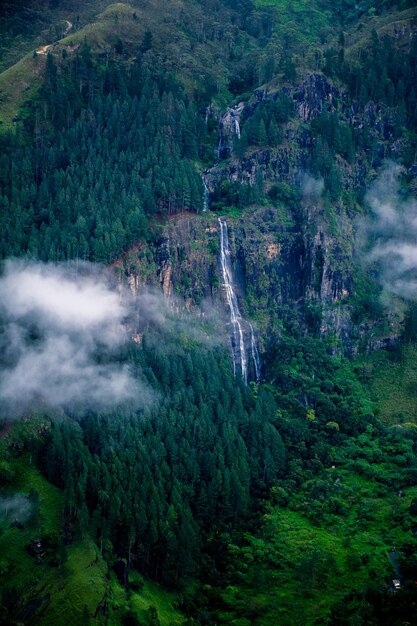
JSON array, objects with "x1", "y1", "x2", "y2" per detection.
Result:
[{"x1": 218, "y1": 218, "x2": 261, "y2": 383}]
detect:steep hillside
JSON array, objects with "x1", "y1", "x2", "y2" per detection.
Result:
[{"x1": 2, "y1": 1, "x2": 417, "y2": 625}]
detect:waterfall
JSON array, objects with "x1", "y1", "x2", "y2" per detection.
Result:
[
  {"x1": 202, "y1": 175, "x2": 209, "y2": 212},
  {"x1": 217, "y1": 135, "x2": 223, "y2": 160},
  {"x1": 218, "y1": 218, "x2": 247, "y2": 382},
  {"x1": 234, "y1": 117, "x2": 241, "y2": 139},
  {"x1": 218, "y1": 218, "x2": 261, "y2": 383}
]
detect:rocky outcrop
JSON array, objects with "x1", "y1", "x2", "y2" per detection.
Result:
[
  {"x1": 118, "y1": 214, "x2": 220, "y2": 307},
  {"x1": 118, "y1": 201, "x2": 402, "y2": 360},
  {"x1": 292, "y1": 73, "x2": 344, "y2": 121},
  {"x1": 156, "y1": 237, "x2": 173, "y2": 299},
  {"x1": 206, "y1": 72, "x2": 415, "y2": 195},
  {"x1": 208, "y1": 143, "x2": 304, "y2": 189},
  {"x1": 118, "y1": 69, "x2": 410, "y2": 360},
  {"x1": 217, "y1": 103, "x2": 245, "y2": 160}
]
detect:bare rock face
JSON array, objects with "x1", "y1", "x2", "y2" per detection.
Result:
[
  {"x1": 292, "y1": 73, "x2": 343, "y2": 121},
  {"x1": 156, "y1": 237, "x2": 173, "y2": 299},
  {"x1": 217, "y1": 103, "x2": 245, "y2": 160},
  {"x1": 117, "y1": 214, "x2": 220, "y2": 306},
  {"x1": 206, "y1": 71, "x2": 414, "y2": 196},
  {"x1": 118, "y1": 67, "x2": 411, "y2": 358},
  {"x1": 117, "y1": 201, "x2": 402, "y2": 358}
]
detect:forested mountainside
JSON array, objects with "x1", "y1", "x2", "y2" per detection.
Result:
[{"x1": 2, "y1": 1, "x2": 417, "y2": 625}]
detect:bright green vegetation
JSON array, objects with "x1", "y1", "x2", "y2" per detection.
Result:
[
  {"x1": 357, "y1": 345, "x2": 417, "y2": 425},
  {"x1": 130, "y1": 581, "x2": 185, "y2": 626},
  {"x1": 251, "y1": 0, "x2": 414, "y2": 73},
  {"x1": 202, "y1": 335, "x2": 417, "y2": 623},
  {"x1": 38, "y1": 540, "x2": 107, "y2": 626},
  {"x1": 220, "y1": 475, "x2": 417, "y2": 625},
  {"x1": 107, "y1": 577, "x2": 186, "y2": 626},
  {"x1": 0, "y1": 449, "x2": 187, "y2": 626},
  {"x1": 2, "y1": 336, "x2": 416, "y2": 624},
  {"x1": 0, "y1": 1, "x2": 120, "y2": 128},
  {"x1": 0, "y1": 454, "x2": 107, "y2": 626},
  {"x1": 108, "y1": 577, "x2": 186, "y2": 626},
  {"x1": 0, "y1": 54, "x2": 43, "y2": 131},
  {"x1": 253, "y1": 0, "x2": 334, "y2": 50},
  {"x1": 2, "y1": 0, "x2": 417, "y2": 624},
  {"x1": 0, "y1": 0, "x2": 116, "y2": 73}
]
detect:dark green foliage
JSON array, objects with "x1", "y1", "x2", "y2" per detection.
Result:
[
  {"x1": 210, "y1": 180, "x2": 261, "y2": 211},
  {"x1": 237, "y1": 94, "x2": 293, "y2": 155},
  {"x1": 307, "y1": 110, "x2": 355, "y2": 198},
  {"x1": 3, "y1": 2, "x2": 417, "y2": 624},
  {"x1": 329, "y1": 0, "x2": 409, "y2": 25},
  {"x1": 140, "y1": 31, "x2": 153, "y2": 55},
  {"x1": 329, "y1": 30, "x2": 417, "y2": 163},
  {"x1": 267, "y1": 182, "x2": 300, "y2": 209},
  {"x1": 265, "y1": 336, "x2": 373, "y2": 436},
  {"x1": 351, "y1": 267, "x2": 384, "y2": 323},
  {"x1": 329, "y1": 584, "x2": 417, "y2": 625},
  {"x1": 281, "y1": 53, "x2": 297, "y2": 82},
  {"x1": 39, "y1": 338, "x2": 285, "y2": 587},
  {"x1": 122, "y1": 608, "x2": 140, "y2": 626},
  {"x1": 0, "y1": 53, "x2": 205, "y2": 262},
  {"x1": 145, "y1": 606, "x2": 160, "y2": 626}
]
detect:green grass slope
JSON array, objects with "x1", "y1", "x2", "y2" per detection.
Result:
[
  {"x1": 357, "y1": 345, "x2": 417, "y2": 426},
  {"x1": 0, "y1": 0, "x2": 117, "y2": 73},
  {"x1": 0, "y1": 454, "x2": 108, "y2": 625},
  {"x1": 109, "y1": 577, "x2": 186, "y2": 626},
  {"x1": 0, "y1": 424, "x2": 187, "y2": 626},
  {"x1": 0, "y1": 2, "x2": 143, "y2": 130}
]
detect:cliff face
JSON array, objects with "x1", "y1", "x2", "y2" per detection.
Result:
[
  {"x1": 118, "y1": 205, "x2": 400, "y2": 360},
  {"x1": 208, "y1": 73, "x2": 412, "y2": 193},
  {"x1": 119, "y1": 71, "x2": 410, "y2": 360},
  {"x1": 206, "y1": 72, "x2": 411, "y2": 353},
  {"x1": 118, "y1": 215, "x2": 220, "y2": 307}
]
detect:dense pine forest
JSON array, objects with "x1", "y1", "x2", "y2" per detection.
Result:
[{"x1": 2, "y1": 0, "x2": 417, "y2": 625}]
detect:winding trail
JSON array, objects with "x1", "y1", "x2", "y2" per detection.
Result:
[{"x1": 36, "y1": 20, "x2": 73, "y2": 55}]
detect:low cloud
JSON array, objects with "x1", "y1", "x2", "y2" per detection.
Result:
[
  {"x1": 300, "y1": 172, "x2": 324, "y2": 199},
  {"x1": 0, "y1": 494, "x2": 34, "y2": 523},
  {"x1": 362, "y1": 162, "x2": 417, "y2": 301},
  {"x1": 0, "y1": 260, "x2": 151, "y2": 417},
  {"x1": 133, "y1": 289, "x2": 223, "y2": 348}
]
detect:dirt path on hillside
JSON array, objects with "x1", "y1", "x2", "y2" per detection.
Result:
[{"x1": 36, "y1": 20, "x2": 73, "y2": 55}]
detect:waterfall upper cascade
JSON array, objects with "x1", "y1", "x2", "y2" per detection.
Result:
[
  {"x1": 234, "y1": 117, "x2": 241, "y2": 139},
  {"x1": 217, "y1": 104, "x2": 244, "y2": 160},
  {"x1": 202, "y1": 174, "x2": 209, "y2": 212},
  {"x1": 218, "y1": 218, "x2": 261, "y2": 383}
]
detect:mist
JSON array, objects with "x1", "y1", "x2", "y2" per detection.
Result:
[
  {"x1": 0, "y1": 260, "x2": 150, "y2": 417},
  {"x1": 300, "y1": 172, "x2": 324, "y2": 199},
  {"x1": 0, "y1": 494, "x2": 34, "y2": 524},
  {"x1": 362, "y1": 162, "x2": 417, "y2": 302}
]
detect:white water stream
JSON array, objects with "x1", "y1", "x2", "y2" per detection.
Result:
[
  {"x1": 234, "y1": 117, "x2": 241, "y2": 139},
  {"x1": 218, "y1": 218, "x2": 260, "y2": 383},
  {"x1": 202, "y1": 176, "x2": 209, "y2": 212}
]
